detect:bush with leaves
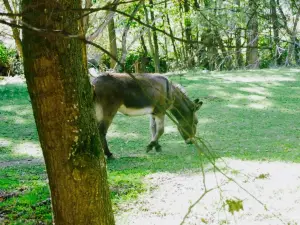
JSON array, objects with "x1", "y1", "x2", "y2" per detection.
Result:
[{"x1": 0, "y1": 43, "x2": 21, "y2": 76}]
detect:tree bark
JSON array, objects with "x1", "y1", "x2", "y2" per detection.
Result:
[
  {"x1": 234, "y1": 0, "x2": 243, "y2": 67},
  {"x1": 120, "y1": 2, "x2": 142, "y2": 67},
  {"x1": 165, "y1": 1, "x2": 179, "y2": 63},
  {"x1": 246, "y1": 0, "x2": 259, "y2": 68},
  {"x1": 83, "y1": 0, "x2": 92, "y2": 33},
  {"x1": 277, "y1": 0, "x2": 300, "y2": 65},
  {"x1": 140, "y1": 35, "x2": 148, "y2": 56},
  {"x1": 183, "y1": 0, "x2": 194, "y2": 67},
  {"x1": 270, "y1": 0, "x2": 281, "y2": 65},
  {"x1": 108, "y1": 16, "x2": 118, "y2": 68},
  {"x1": 149, "y1": 0, "x2": 160, "y2": 73},
  {"x1": 21, "y1": 0, "x2": 115, "y2": 224}
]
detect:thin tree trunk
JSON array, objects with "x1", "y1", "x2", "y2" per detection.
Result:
[
  {"x1": 3, "y1": 0, "x2": 23, "y2": 58},
  {"x1": 83, "y1": 0, "x2": 92, "y2": 33},
  {"x1": 140, "y1": 35, "x2": 148, "y2": 56},
  {"x1": 140, "y1": 35, "x2": 148, "y2": 72},
  {"x1": 149, "y1": 0, "x2": 160, "y2": 73},
  {"x1": 163, "y1": 15, "x2": 169, "y2": 62},
  {"x1": 108, "y1": 16, "x2": 118, "y2": 68},
  {"x1": 165, "y1": 2, "x2": 179, "y2": 63},
  {"x1": 270, "y1": 0, "x2": 280, "y2": 65},
  {"x1": 288, "y1": 8, "x2": 300, "y2": 65},
  {"x1": 178, "y1": 3, "x2": 187, "y2": 63},
  {"x1": 120, "y1": 2, "x2": 142, "y2": 66},
  {"x1": 22, "y1": 0, "x2": 115, "y2": 224},
  {"x1": 183, "y1": 0, "x2": 194, "y2": 67},
  {"x1": 143, "y1": 3, "x2": 158, "y2": 72},
  {"x1": 235, "y1": 0, "x2": 243, "y2": 67},
  {"x1": 246, "y1": 0, "x2": 259, "y2": 68}
]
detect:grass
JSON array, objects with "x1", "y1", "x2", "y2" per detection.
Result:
[{"x1": 0, "y1": 68, "x2": 300, "y2": 224}]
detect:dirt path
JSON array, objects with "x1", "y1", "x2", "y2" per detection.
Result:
[
  {"x1": 0, "y1": 158, "x2": 44, "y2": 168},
  {"x1": 115, "y1": 159, "x2": 300, "y2": 225}
]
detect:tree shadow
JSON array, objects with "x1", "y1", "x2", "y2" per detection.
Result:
[{"x1": 0, "y1": 83, "x2": 39, "y2": 161}]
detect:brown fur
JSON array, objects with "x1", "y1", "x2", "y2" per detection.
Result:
[{"x1": 92, "y1": 73, "x2": 202, "y2": 158}]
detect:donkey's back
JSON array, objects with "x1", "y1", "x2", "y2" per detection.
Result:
[{"x1": 92, "y1": 73, "x2": 171, "y2": 117}]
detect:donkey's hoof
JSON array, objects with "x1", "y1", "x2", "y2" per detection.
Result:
[
  {"x1": 107, "y1": 153, "x2": 115, "y2": 160},
  {"x1": 155, "y1": 145, "x2": 162, "y2": 152},
  {"x1": 146, "y1": 145, "x2": 153, "y2": 153}
]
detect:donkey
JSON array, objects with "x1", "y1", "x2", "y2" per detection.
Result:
[{"x1": 92, "y1": 73, "x2": 202, "y2": 158}]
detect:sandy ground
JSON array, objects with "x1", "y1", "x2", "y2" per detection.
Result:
[{"x1": 116, "y1": 159, "x2": 300, "y2": 225}]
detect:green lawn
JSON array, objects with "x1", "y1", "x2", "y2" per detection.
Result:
[{"x1": 0, "y1": 68, "x2": 299, "y2": 224}]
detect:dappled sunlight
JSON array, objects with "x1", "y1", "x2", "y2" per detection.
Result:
[
  {"x1": 107, "y1": 131, "x2": 140, "y2": 139},
  {"x1": 239, "y1": 86, "x2": 271, "y2": 96},
  {"x1": 248, "y1": 101, "x2": 273, "y2": 110},
  {"x1": 164, "y1": 125, "x2": 177, "y2": 134},
  {"x1": 245, "y1": 94, "x2": 266, "y2": 101},
  {"x1": 198, "y1": 118, "x2": 214, "y2": 125},
  {"x1": 206, "y1": 85, "x2": 223, "y2": 90},
  {"x1": 13, "y1": 116, "x2": 28, "y2": 124},
  {"x1": 211, "y1": 90, "x2": 231, "y2": 98},
  {"x1": 227, "y1": 93, "x2": 273, "y2": 110},
  {"x1": 0, "y1": 138, "x2": 12, "y2": 148},
  {"x1": 213, "y1": 73, "x2": 296, "y2": 83},
  {"x1": 13, "y1": 142, "x2": 42, "y2": 157},
  {"x1": 226, "y1": 104, "x2": 242, "y2": 108},
  {"x1": 284, "y1": 68, "x2": 300, "y2": 72},
  {"x1": 0, "y1": 105, "x2": 28, "y2": 113}
]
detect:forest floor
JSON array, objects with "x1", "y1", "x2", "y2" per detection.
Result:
[{"x1": 1, "y1": 68, "x2": 300, "y2": 224}]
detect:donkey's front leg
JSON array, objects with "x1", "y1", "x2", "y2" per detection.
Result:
[{"x1": 147, "y1": 115, "x2": 165, "y2": 152}]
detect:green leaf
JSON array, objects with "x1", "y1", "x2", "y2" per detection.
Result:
[{"x1": 225, "y1": 198, "x2": 244, "y2": 215}]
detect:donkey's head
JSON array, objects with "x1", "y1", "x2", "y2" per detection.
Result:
[{"x1": 176, "y1": 98, "x2": 203, "y2": 144}]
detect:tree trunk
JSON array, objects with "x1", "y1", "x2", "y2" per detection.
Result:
[
  {"x1": 3, "y1": 0, "x2": 23, "y2": 58},
  {"x1": 140, "y1": 35, "x2": 148, "y2": 56},
  {"x1": 21, "y1": 0, "x2": 115, "y2": 224},
  {"x1": 270, "y1": 0, "x2": 281, "y2": 65},
  {"x1": 276, "y1": 0, "x2": 300, "y2": 66},
  {"x1": 83, "y1": 0, "x2": 92, "y2": 33},
  {"x1": 183, "y1": 0, "x2": 194, "y2": 67},
  {"x1": 234, "y1": 0, "x2": 243, "y2": 68},
  {"x1": 246, "y1": 0, "x2": 259, "y2": 68},
  {"x1": 149, "y1": 0, "x2": 160, "y2": 73},
  {"x1": 120, "y1": 3, "x2": 142, "y2": 66},
  {"x1": 178, "y1": 2, "x2": 187, "y2": 63},
  {"x1": 108, "y1": 16, "x2": 118, "y2": 69},
  {"x1": 165, "y1": 0, "x2": 179, "y2": 63}
]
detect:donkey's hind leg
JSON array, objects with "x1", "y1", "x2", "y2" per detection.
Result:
[
  {"x1": 147, "y1": 115, "x2": 165, "y2": 152},
  {"x1": 98, "y1": 120, "x2": 113, "y2": 158},
  {"x1": 96, "y1": 103, "x2": 119, "y2": 159},
  {"x1": 147, "y1": 116, "x2": 157, "y2": 152}
]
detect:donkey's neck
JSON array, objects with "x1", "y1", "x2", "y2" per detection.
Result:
[{"x1": 169, "y1": 89, "x2": 191, "y2": 122}]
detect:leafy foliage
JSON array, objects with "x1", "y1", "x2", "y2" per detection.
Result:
[
  {"x1": 225, "y1": 198, "x2": 244, "y2": 215},
  {"x1": 0, "y1": 43, "x2": 10, "y2": 66},
  {"x1": 0, "y1": 43, "x2": 20, "y2": 76}
]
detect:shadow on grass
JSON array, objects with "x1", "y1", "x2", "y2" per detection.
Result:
[{"x1": 0, "y1": 83, "x2": 40, "y2": 161}]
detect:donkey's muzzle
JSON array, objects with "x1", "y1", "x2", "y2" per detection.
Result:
[{"x1": 185, "y1": 139, "x2": 193, "y2": 145}]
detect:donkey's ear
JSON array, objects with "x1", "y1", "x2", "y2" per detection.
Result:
[{"x1": 193, "y1": 99, "x2": 203, "y2": 111}]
